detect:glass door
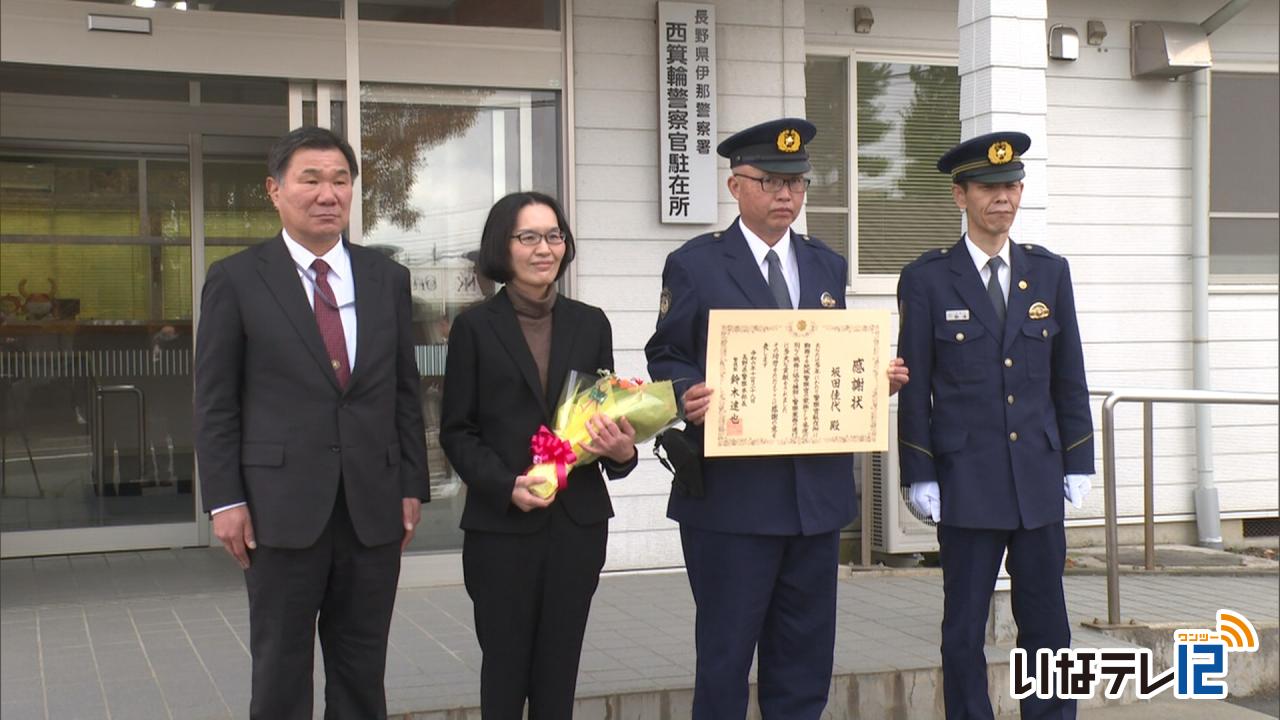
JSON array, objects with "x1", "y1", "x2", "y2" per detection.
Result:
[
  {"x1": 356, "y1": 84, "x2": 561, "y2": 554},
  {"x1": 0, "y1": 64, "x2": 287, "y2": 556}
]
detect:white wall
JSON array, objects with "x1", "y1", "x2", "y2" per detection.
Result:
[
  {"x1": 1044, "y1": 0, "x2": 1279, "y2": 523},
  {"x1": 572, "y1": 0, "x2": 1278, "y2": 570},
  {"x1": 573, "y1": 0, "x2": 810, "y2": 569},
  {"x1": 805, "y1": 0, "x2": 1278, "y2": 529}
]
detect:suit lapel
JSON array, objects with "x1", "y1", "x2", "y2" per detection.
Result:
[
  {"x1": 545, "y1": 299, "x2": 580, "y2": 415},
  {"x1": 487, "y1": 289, "x2": 549, "y2": 420},
  {"x1": 346, "y1": 243, "x2": 380, "y2": 394},
  {"x1": 255, "y1": 235, "x2": 341, "y2": 392},
  {"x1": 1003, "y1": 241, "x2": 1033, "y2": 350},
  {"x1": 947, "y1": 236, "x2": 1004, "y2": 341},
  {"x1": 793, "y1": 231, "x2": 827, "y2": 309},
  {"x1": 720, "y1": 221, "x2": 778, "y2": 309}
]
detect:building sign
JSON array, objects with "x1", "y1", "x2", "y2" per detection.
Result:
[{"x1": 658, "y1": 2, "x2": 716, "y2": 224}]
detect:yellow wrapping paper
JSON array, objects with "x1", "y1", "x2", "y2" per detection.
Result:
[{"x1": 527, "y1": 371, "x2": 679, "y2": 499}]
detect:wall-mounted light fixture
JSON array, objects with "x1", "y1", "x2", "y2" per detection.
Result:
[
  {"x1": 1048, "y1": 24, "x2": 1080, "y2": 61},
  {"x1": 853, "y1": 6, "x2": 874, "y2": 34},
  {"x1": 1087, "y1": 20, "x2": 1108, "y2": 45}
]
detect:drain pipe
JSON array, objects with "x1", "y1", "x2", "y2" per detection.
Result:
[{"x1": 1190, "y1": 0, "x2": 1251, "y2": 549}]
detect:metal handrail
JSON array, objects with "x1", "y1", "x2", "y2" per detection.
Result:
[{"x1": 1098, "y1": 387, "x2": 1279, "y2": 625}]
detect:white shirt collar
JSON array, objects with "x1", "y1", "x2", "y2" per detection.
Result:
[
  {"x1": 738, "y1": 218, "x2": 792, "y2": 269},
  {"x1": 281, "y1": 230, "x2": 354, "y2": 304},
  {"x1": 963, "y1": 233, "x2": 1010, "y2": 274}
]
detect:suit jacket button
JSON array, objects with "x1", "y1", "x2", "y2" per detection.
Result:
[
  {"x1": 330, "y1": 445, "x2": 340, "y2": 453},
  {"x1": 1007, "y1": 394, "x2": 1015, "y2": 405},
  {"x1": 1009, "y1": 432, "x2": 1018, "y2": 442},
  {"x1": 1004, "y1": 358, "x2": 1013, "y2": 368}
]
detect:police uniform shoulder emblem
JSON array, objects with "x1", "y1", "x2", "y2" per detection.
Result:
[
  {"x1": 1028, "y1": 301, "x2": 1050, "y2": 320},
  {"x1": 777, "y1": 128, "x2": 801, "y2": 153},
  {"x1": 988, "y1": 140, "x2": 1014, "y2": 165},
  {"x1": 658, "y1": 287, "x2": 672, "y2": 319},
  {"x1": 820, "y1": 291, "x2": 837, "y2": 308}
]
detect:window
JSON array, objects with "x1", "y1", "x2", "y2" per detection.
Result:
[
  {"x1": 805, "y1": 55, "x2": 960, "y2": 288},
  {"x1": 1210, "y1": 72, "x2": 1279, "y2": 282}
]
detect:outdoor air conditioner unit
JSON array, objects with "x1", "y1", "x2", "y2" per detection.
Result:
[{"x1": 866, "y1": 404, "x2": 939, "y2": 554}]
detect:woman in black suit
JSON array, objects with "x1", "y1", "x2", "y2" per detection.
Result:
[{"x1": 440, "y1": 191, "x2": 637, "y2": 719}]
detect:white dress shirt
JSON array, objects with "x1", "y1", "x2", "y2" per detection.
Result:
[
  {"x1": 282, "y1": 230, "x2": 358, "y2": 370},
  {"x1": 211, "y1": 232, "x2": 358, "y2": 516},
  {"x1": 963, "y1": 233, "x2": 1010, "y2": 303},
  {"x1": 738, "y1": 219, "x2": 801, "y2": 309}
]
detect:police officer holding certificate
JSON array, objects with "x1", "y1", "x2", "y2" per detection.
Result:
[
  {"x1": 646, "y1": 117, "x2": 907, "y2": 719},
  {"x1": 895, "y1": 131, "x2": 1095, "y2": 719}
]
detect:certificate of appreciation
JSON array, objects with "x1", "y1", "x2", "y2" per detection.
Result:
[{"x1": 703, "y1": 309, "x2": 891, "y2": 457}]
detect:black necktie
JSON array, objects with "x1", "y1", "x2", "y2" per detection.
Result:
[
  {"x1": 986, "y1": 256, "x2": 1006, "y2": 324},
  {"x1": 765, "y1": 249, "x2": 792, "y2": 309}
]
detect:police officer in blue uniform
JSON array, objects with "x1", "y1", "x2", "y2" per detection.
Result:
[
  {"x1": 896, "y1": 131, "x2": 1095, "y2": 719},
  {"x1": 647, "y1": 118, "x2": 908, "y2": 719}
]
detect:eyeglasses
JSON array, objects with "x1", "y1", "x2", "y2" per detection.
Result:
[
  {"x1": 733, "y1": 174, "x2": 811, "y2": 194},
  {"x1": 511, "y1": 230, "x2": 567, "y2": 246}
]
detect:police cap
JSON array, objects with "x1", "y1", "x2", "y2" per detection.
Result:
[
  {"x1": 937, "y1": 131, "x2": 1031, "y2": 184},
  {"x1": 717, "y1": 117, "x2": 816, "y2": 174}
]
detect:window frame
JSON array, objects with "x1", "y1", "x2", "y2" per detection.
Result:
[
  {"x1": 805, "y1": 47, "x2": 960, "y2": 296},
  {"x1": 1208, "y1": 63, "x2": 1280, "y2": 292}
]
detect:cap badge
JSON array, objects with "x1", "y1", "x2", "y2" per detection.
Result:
[
  {"x1": 988, "y1": 140, "x2": 1014, "y2": 165},
  {"x1": 820, "y1": 291, "x2": 837, "y2": 308},
  {"x1": 1028, "y1": 301, "x2": 1051, "y2": 320},
  {"x1": 777, "y1": 129, "x2": 801, "y2": 153}
]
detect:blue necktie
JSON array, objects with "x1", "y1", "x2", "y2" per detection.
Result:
[
  {"x1": 765, "y1": 250, "x2": 792, "y2": 309},
  {"x1": 986, "y1": 256, "x2": 1006, "y2": 324}
]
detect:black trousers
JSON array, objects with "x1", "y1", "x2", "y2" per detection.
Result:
[
  {"x1": 462, "y1": 503, "x2": 608, "y2": 720},
  {"x1": 244, "y1": 488, "x2": 402, "y2": 720},
  {"x1": 938, "y1": 522, "x2": 1074, "y2": 720}
]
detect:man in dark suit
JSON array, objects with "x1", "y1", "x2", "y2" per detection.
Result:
[
  {"x1": 646, "y1": 118, "x2": 907, "y2": 719},
  {"x1": 194, "y1": 126, "x2": 429, "y2": 719},
  {"x1": 896, "y1": 131, "x2": 1094, "y2": 719}
]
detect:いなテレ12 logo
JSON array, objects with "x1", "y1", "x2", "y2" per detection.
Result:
[{"x1": 1009, "y1": 609, "x2": 1260, "y2": 702}]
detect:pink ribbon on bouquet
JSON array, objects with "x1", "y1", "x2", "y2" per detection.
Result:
[{"x1": 530, "y1": 425, "x2": 577, "y2": 489}]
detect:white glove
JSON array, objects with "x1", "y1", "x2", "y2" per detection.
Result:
[
  {"x1": 909, "y1": 481, "x2": 941, "y2": 522},
  {"x1": 1064, "y1": 474, "x2": 1092, "y2": 509}
]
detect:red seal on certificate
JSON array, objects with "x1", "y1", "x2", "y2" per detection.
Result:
[{"x1": 727, "y1": 415, "x2": 744, "y2": 436}]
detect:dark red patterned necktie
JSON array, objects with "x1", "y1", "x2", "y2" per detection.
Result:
[{"x1": 311, "y1": 259, "x2": 350, "y2": 390}]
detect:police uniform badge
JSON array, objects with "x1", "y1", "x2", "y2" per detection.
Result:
[
  {"x1": 820, "y1": 291, "x2": 837, "y2": 308},
  {"x1": 1028, "y1": 301, "x2": 1051, "y2": 320},
  {"x1": 988, "y1": 140, "x2": 1014, "y2": 164},
  {"x1": 658, "y1": 287, "x2": 672, "y2": 320},
  {"x1": 777, "y1": 128, "x2": 801, "y2": 153}
]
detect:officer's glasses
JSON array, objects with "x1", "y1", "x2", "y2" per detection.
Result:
[
  {"x1": 733, "y1": 174, "x2": 811, "y2": 194},
  {"x1": 511, "y1": 230, "x2": 567, "y2": 246}
]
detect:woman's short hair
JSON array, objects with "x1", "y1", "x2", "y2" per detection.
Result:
[{"x1": 476, "y1": 191, "x2": 576, "y2": 284}]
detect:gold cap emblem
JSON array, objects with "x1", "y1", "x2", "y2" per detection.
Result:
[
  {"x1": 988, "y1": 140, "x2": 1014, "y2": 165},
  {"x1": 820, "y1": 291, "x2": 837, "y2": 308},
  {"x1": 1028, "y1": 301, "x2": 1051, "y2": 320},
  {"x1": 777, "y1": 129, "x2": 801, "y2": 153}
]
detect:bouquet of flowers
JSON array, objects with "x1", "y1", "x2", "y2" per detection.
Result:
[{"x1": 526, "y1": 370, "x2": 680, "y2": 499}]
